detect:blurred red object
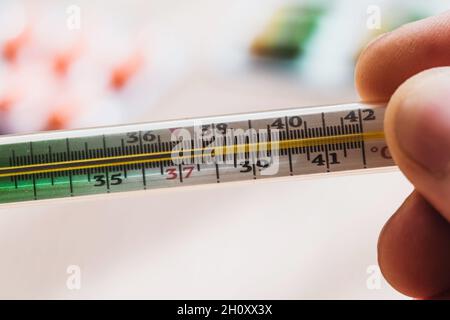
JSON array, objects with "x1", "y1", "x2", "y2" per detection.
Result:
[
  {"x1": 52, "y1": 41, "x2": 83, "y2": 76},
  {"x1": 53, "y1": 52, "x2": 73, "y2": 76},
  {"x1": 0, "y1": 90, "x2": 19, "y2": 113},
  {"x1": 44, "y1": 108, "x2": 72, "y2": 131},
  {"x1": 110, "y1": 51, "x2": 144, "y2": 90},
  {"x1": 2, "y1": 27, "x2": 30, "y2": 63},
  {"x1": 0, "y1": 97, "x2": 14, "y2": 113}
]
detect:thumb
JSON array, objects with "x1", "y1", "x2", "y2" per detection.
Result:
[
  {"x1": 377, "y1": 67, "x2": 450, "y2": 298},
  {"x1": 384, "y1": 67, "x2": 450, "y2": 220}
]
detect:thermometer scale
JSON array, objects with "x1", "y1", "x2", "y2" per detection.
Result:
[{"x1": 0, "y1": 103, "x2": 394, "y2": 204}]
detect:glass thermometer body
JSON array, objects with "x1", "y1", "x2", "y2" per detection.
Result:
[{"x1": 0, "y1": 103, "x2": 394, "y2": 204}]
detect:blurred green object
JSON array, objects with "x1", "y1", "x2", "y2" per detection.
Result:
[{"x1": 251, "y1": 5, "x2": 325, "y2": 60}]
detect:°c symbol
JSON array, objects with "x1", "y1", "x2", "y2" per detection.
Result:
[{"x1": 370, "y1": 145, "x2": 392, "y2": 159}]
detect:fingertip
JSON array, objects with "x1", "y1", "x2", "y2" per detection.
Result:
[
  {"x1": 355, "y1": 11, "x2": 450, "y2": 101},
  {"x1": 354, "y1": 31, "x2": 393, "y2": 101},
  {"x1": 384, "y1": 67, "x2": 450, "y2": 218},
  {"x1": 378, "y1": 192, "x2": 450, "y2": 298}
]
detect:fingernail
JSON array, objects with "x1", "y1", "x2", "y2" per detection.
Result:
[{"x1": 394, "y1": 75, "x2": 450, "y2": 176}]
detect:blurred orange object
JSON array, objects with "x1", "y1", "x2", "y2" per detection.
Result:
[
  {"x1": 53, "y1": 41, "x2": 83, "y2": 76},
  {"x1": 44, "y1": 108, "x2": 73, "y2": 131},
  {"x1": 110, "y1": 51, "x2": 144, "y2": 90},
  {"x1": 53, "y1": 52, "x2": 73, "y2": 76},
  {"x1": 2, "y1": 27, "x2": 30, "y2": 63},
  {"x1": 0, "y1": 90, "x2": 19, "y2": 113},
  {"x1": 0, "y1": 96, "x2": 14, "y2": 113}
]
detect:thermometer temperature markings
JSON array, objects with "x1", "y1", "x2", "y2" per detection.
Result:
[
  {"x1": 0, "y1": 131, "x2": 382, "y2": 178},
  {"x1": 0, "y1": 103, "x2": 394, "y2": 204}
]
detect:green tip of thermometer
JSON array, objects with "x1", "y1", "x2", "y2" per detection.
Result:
[{"x1": 0, "y1": 102, "x2": 395, "y2": 205}]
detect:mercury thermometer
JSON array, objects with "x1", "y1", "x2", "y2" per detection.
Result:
[{"x1": 0, "y1": 102, "x2": 395, "y2": 204}]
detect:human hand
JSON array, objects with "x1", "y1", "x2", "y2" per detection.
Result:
[{"x1": 355, "y1": 12, "x2": 450, "y2": 299}]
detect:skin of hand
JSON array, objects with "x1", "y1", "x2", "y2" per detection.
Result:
[{"x1": 355, "y1": 11, "x2": 450, "y2": 299}]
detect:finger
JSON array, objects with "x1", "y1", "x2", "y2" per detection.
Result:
[
  {"x1": 355, "y1": 11, "x2": 450, "y2": 101},
  {"x1": 378, "y1": 191, "x2": 450, "y2": 298},
  {"x1": 431, "y1": 291, "x2": 450, "y2": 300},
  {"x1": 384, "y1": 67, "x2": 450, "y2": 220},
  {"x1": 355, "y1": 11, "x2": 450, "y2": 300},
  {"x1": 379, "y1": 67, "x2": 450, "y2": 299}
]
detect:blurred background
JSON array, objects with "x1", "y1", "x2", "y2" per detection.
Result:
[{"x1": 0, "y1": 0, "x2": 448, "y2": 299}]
